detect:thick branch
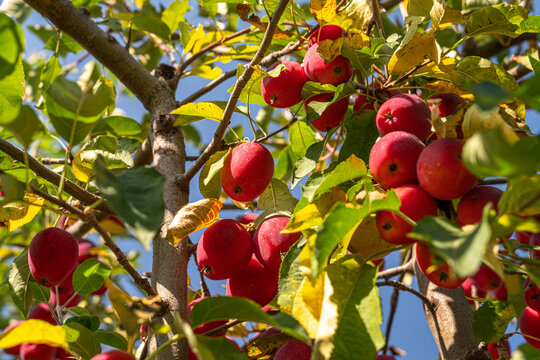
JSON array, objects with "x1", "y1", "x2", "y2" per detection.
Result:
[
  {"x1": 23, "y1": 0, "x2": 170, "y2": 110},
  {"x1": 180, "y1": 0, "x2": 293, "y2": 183},
  {"x1": 461, "y1": 33, "x2": 537, "y2": 58},
  {"x1": 0, "y1": 138, "x2": 110, "y2": 213},
  {"x1": 414, "y1": 261, "x2": 490, "y2": 360}
]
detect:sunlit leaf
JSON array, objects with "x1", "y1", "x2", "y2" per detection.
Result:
[
  {"x1": 168, "y1": 198, "x2": 223, "y2": 244},
  {"x1": 0, "y1": 319, "x2": 68, "y2": 350},
  {"x1": 73, "y1": 259, "x2": 112, "y2": 295}
]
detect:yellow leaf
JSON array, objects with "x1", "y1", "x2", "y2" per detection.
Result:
[
  {"x1": 190, "y1": 65, "x2": 222, "y2": 80},
  {"x1": 423, "y1": 80, "x2": 468, "y2": 95},
  {"x1": 462, "y1": 104, "x2": 520, "y2": 143},
  {"x1": 172, "y1": 102, "x2": 225, "y2": 126},
  {"x1": 99, "y1": 215, "x2": 126, "y2": 236},
  {"x1": 342, "y1": 0, "x2": 374, "y2": 30},
  {"x1": 168, "y1": 199, "x2": 222, "y2": 244},
  {"x1": 0, "y1": 319, "x2": 68, "y2": 350},
  {"x1": 6, "y1": 194, "x2": 44, "y2": 232},
  {"x1": 310, "y1": 0, "x2": 337, "y2": 24},
  {"x1": 72, "y1": 151, "x2": 93, "y2": 183},
  {"x1": 292, "y1": 275, "x2": 325, "y2": 338},
  {"x1": 317, "y1": 33, "x2": 370, "y2": 62},
  {"x1": 236, "y1": 4, "x2": 293, "y2": 39},
  {"x1": 438, "y1": 8, "x2": 466, "y2": 29},
  {"x1": 314, "y1": 273, "x2": 338, "y2": 359},
  {"x1": 388, "y1": 32, "x2": 440, "y2": 76}
]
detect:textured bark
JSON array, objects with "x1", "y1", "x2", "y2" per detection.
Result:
[{"x1": 414, "y1": 262, "x2": 490, "y2": 360}]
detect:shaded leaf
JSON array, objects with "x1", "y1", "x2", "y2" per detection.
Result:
[
  {"x1": 289, "y1": 121, "x2": 317, "y2": 159},
  {"x1": 7, "y1": 248, "x2": 32, "y2": 317},
  {"x1": 465, "y1": 3, "x2": 528, "y2": 38},
  {"x1": 63, "y1": 322, "x2": 101, "y2": 360},
  {"x1": 338, "y1": 110, "x2": 378, "y2": 164},
  {"x1": 94, "y1": 331, "x2": 128, "y2": 351},
  {"x1": 473, "y1": 300, "x2": 516, "y2": 343},
  {"x1": 257, "y1": 179, "x2": 297, "y2": 214},
  {"x1": 278, "y1": 241, "x2": 305, "y2": 315}
]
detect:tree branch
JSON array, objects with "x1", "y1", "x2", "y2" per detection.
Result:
[
  {"x1": 377, "y1": 280, "x2": 436, "y2": 313},
  {"x1": 377, "y1": 259, "x2": 415, "y2": 279},
  {"x1": 0, "y1": 138, "x2": 110, "y2": 213},
  {"x1": 179, "y1": 0, "x2": 293, "y2": 184},
  {"x1": 461, "y1": 33, "x2": 537, "y2": 59},
  {"x1": 177, "y1": 69, "x2": 237, "y2": 107},
  {"x1": 23, "y1": 0, "x2": 171, "y2": 111}
]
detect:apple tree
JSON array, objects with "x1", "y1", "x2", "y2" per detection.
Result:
[{"x1": 0, "y1": 0, "x2": 539, "y2": 359}]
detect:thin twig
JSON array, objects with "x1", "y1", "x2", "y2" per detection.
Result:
[
  {"x1": 61, "y1": 52, "x2": 90, "y2": 74},
  {"x1": 177, "y1": 27, "x2": 251, "y2": 77},
  {"x1": 256, "y1": 118, "x2": 298, "y2": 144},
  {"x1": 377, "y1": 280, "x2": 436, "y2": 312},
  {"x1": 179, "y1": 0, "x2": 292, "y2": 184},
  {"x1": 479, "y1": 179, "x2": 508, "y2": 185},
  {"x1": 377, "y1": 258, "x2": 415, "y2": 279},
  {"x1": 386, "y1": 60, "x2": 431, "y2": 88},
  {"x1": 0, "y1": 138, "x2": 110, "y2": 213},
  {"x1": 176, "y1": 69, "x2": 237, "y2": 107},
  {"x1": 40, "y1": 157, "x2": 68, "y2": 165}
]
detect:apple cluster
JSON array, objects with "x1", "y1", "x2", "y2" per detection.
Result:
[
  {"x1": 196, "y1": 213, "x2": 300, "y2": 308},
  {"x1": 261, "y1": 25, "x2": 352, "y2": 132},
  {"x1": 3, "y1": 228, "x2": 110, "y2": 360}
]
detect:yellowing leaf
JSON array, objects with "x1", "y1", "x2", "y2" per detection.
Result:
[
  {"x1": 292, "y1": 275, "x2": 325, "y2": 338},
  {"x1": 310, "y1": 0, "x2": 337, "y2": 24},
  {"x1": 423, "y1": 81, "x2": 468, "y2": 95},
  {"x1": 317, "y1": 33, "x2": 370, "y2": 62},
  {"x1": 438, "y1": 8, "x2": 466, "y2": 29},
  {"x1": 72, "y1": 151, "x2": 93, "y2": 183},
  {"x1": 0, "y1": 319, "x2": 68, "y2": 350},
  {"x1": 462, "y1": 104, "x2": 519, "y2": 143},
  {"x1": 404, "y1": 0, "x2": 433, "y2": 17},
  {"x1": 388, "y1": 32, "x2": 441, "y2": 76},
  {"x1": 342, "y1": 0, "x2": 374, "y2": 30},
  {"x1": 4, "y1": 194, "x2": 44, "y2": 232},
  {"x1": 99, "y1": 215, "x2": 126, "y2": 235},
  {"x1": 168, "y1": 198, "x2": 222, "y2": 244},
  {"x1": 172, "y1": 102, "x2": 225, "y2": 126}
]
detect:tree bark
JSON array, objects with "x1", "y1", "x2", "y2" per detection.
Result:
[{"x1": 414, "y1": 261, "x2": 490, "y2": 360}]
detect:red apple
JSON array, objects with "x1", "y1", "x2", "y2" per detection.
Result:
[
  {"x1": 28, "y1": 228, "x2": 79, "y2": 287},
  {"x1": 253, "y1": 215, "x2": 301, "y2": 271},
  {"x1": 274, "y1": 339, "x2": 312, "y2": 360},
  {"x1": 516, "y1": 231, "x2": 532, "y2": 245},
  {"x1": 376, "y1": 94, "x2": 432, "y2": 141},
  {"x1": 308, "y1": 25, "x2": 346, "y2": 47},
  {"x1": 457, "y1": 186, "x2": 503, "y2": 227},
  {"x1": 417, "y1": 138, "x2": 478, "y2": 200},
  {"x1": 221, "y1": 142, "x2": 274, "y2": 202},
  {"x1": 19, "y1": 343, "x2": 56, "y2": 360},
  {"x1": 2, "y1": 320, "x2": 24, "y2": 355},
  {"x1": 90, "y1": 350, "x2": 136, "y2": 360},
  {"x1": 461, "y1": 277, "x2": 486, "y2": 305},
  {"x1": 236, "y1": 213, "x2": 259, "y2": 225},
  {"x1": 469, "y1": 265, "x2": 502, "y2": 291},
  {"x1": 188, "y1": 297, "x2": 227, "y2": 335},
  {"x1": 492, "y1": 282, "x2": 508, "y2": 301},
  {"x1": 197, "y1": 219, "x2": 252, "y2": 280},
  {"x1": 416, "y1": 243, "x2": 466, "y2": 289},
  {"x1": 376, "y1": 185, "x2": 438, "y2": 245},
  {"x1": 520, "y1": 306, "x2": 540, "y2": 349},
  {"x1": 531, "y1": 233, "x2": 540, "y2": 259},
  {"x1": 27, "y1": 303, "x2": 56, "y2": 325},
  {"x1": 303, "y1": 43, "x2": 353, "y2": 86},
  {"x1": 524, "y1": 278, "x2": 540, "y2": 311},
  {"x1": 377, "y1": 355, "x2": 396, "y2": 360},
  {"x1": 353, "y1": 93, "x2": 376, "y2": 113},
  {"x1": 304, "y1": 93, "x2": 349, "y2": 132},
  {"x1": 488, "y1": 340, "x2": 511, "y2": 360},
  {"x1": 78, "y1": 239, "x2": 97, "y2": 263},
  {"x1": 427, "y1": 93, "x2": 465, "y2": 118},
  {"x1": 226, "y1": 255, "x2": 279, "y2": 307},
  {"x1": 369, "y1": 131, "x2": 425, "y2": 190},
  {"x1": 261, "y1": 61, "x2": 308, "y2": 108}
]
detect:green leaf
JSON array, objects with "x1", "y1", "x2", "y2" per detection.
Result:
[
  {"x1": 338, "y1": 110, "x2": 378, "y2": 163},
  {"x1": 513, "y1": 73, "x2": 540, "y2": 111},
  {"x1": 449, "y1": 56, "x2": 518, "y2": 92},
  {"x1": 409, "y1": 205, "x2": 493, "y2": 278},
  {"x1": 131, "y1": 14, "x2": 170, "y2": 40},
  {"x1": 199, "y1": 150, "x2": 228, "y2": 199},
  {"x1": 40, "y1": 55, "x2": 62, "y2": 93},
  {"x1": 512, "y1": 343, "x2": 540, "y2": 360},
  {"x1": 275, "y1": 146, "x2": 297, "y2": 181},
  {"x1": 63, "y1": 322, "x2": 102, "y2": 360},
  {"x1": 162, "y1": 0, "x2": 190, "y2": 33},
  {"x1": 172, "y1": 102, "x2": 224, "y2": 126},
  {"x1": 232, "y1": 63, "x2": 267, "y2": 106},
  {"x1": 94, "y1": 330, "x2": 128, "y2": 351},
  {"x1": 473, "y1": 300, "x2": 516, "y2": 343},
  {"x1": 498, "y1": 175, "x2": 540, "y2": 217},
  {"x1": 257, "y1": 179, "x2": 298, "y2": 214},
  {"x1": 0, "y1": 319, "x2": 68, "y2": 350},
  {"x1": 0, "y1": 22, "x2": 24, "y2": 125},
  {"x1": 465, "y1": 3, "x2": 528, "y2": 38},
  {"x1": 306, "y1": 155, "x2": 367, "y2": 202},
  {"x1": 64, "y1": 316, "x2": 100, "y2": 332},
  {"x1": 314, "y1": 257, "x2": 384, "y2": 360},
  {"x1": 0, "y1": 13, "x2": 25, "y2": 80},
  {"x1": 517, "y1": 15, "x2": 540, "y2": 34},
  {"x1": 189, "y1": 297, "x2": 310, "y2": 343},
  {"x1": 92, "y1": 116, "x2": 143, "y2": 138},
  {"x1": 95, "y1": 162, "x2": 165, "y2": 249},
  {"x1": 73, "y1": 259, "x2": 111, "y2": 295},
  {"x1": 462, "y1": 130, "x2": 540, "y2": 179},
  {"x1": 45, "y1": 76, "x2": 116, "y2": 145},
  {"x1": 7, "y1": 248, "x2": 32, "y2": 317},
  {"x1": 1, "y1": 105, "x2": 47, "y2": 148},
  {"x1": 288, "y1": 120, "x2": 317, "y2": 159},
  {"x1": 278, "y1": 241, "x2": 305, "y2": 314},
  {"x1": 472, "y1": 81, "x2": 511, "y2": 111}
]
